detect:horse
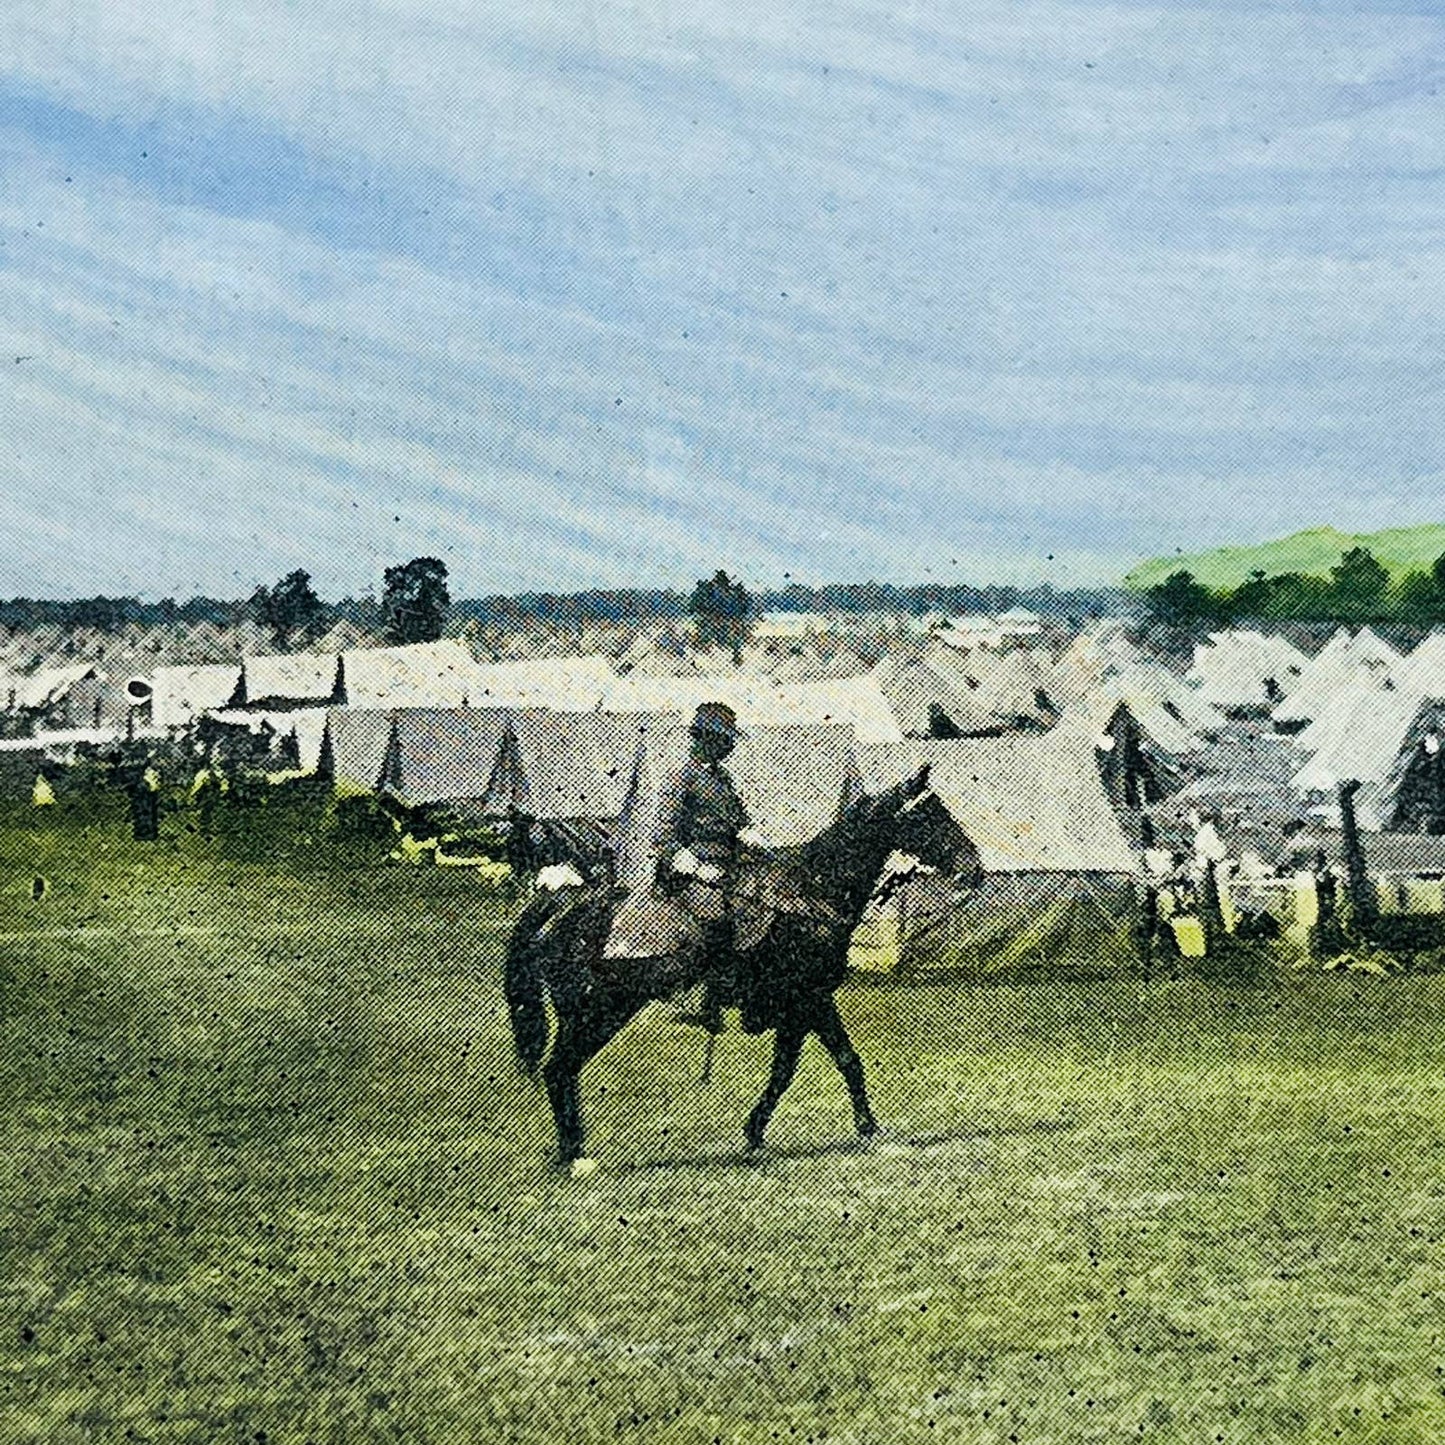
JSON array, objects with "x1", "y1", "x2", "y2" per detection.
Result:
[{"x1": 503, "y1": 764, "x2": 978, "y2": 1169}]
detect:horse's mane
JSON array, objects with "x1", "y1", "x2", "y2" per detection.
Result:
[{"x1": 794, "y1": 785, "x2": 902, "y2": 894}]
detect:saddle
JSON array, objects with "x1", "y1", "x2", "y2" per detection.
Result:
[{"x1": 730, "y1": 862, "x2": 837, "y2": 952}]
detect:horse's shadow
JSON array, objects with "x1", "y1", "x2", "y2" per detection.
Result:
[{"x1": 608, "y1": 1114, "x2": 1076, "y2": 1176}]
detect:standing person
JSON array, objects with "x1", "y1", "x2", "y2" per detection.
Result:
[
  {"x1": 655, "y1": 702, "x2": 750, "y2": 1033},
  {"x1": 126, "y1": 755, "x2": 162, "y2": 842}
]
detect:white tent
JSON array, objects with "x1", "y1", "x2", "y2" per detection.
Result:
[
  {"x1": 151, "y1": 663, "x2": 243, "y2": 730},
  {"x1": 851, "y1": 732, "x2": 1140, "y2": 977},
  {"x1": 1275, "y1": 627, "x2": 1400, "y2": 726},
  {"x1": 236, "y1": 652, "x2": 342, "y2": 708},
  {"x1": 468, "y1": 654, "x2": 615, "y2": 712},
  {"x1": 1188, "y1": 630, "x2": 1308, "y2": 712},
  {"x1": 340, "y1": 639, "x2": 478, "y2": 710}
]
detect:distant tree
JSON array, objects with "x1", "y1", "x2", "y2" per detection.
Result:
[
  {"x1": 381, "y1": 557, "x2": 450, "y2": 644},
  {"x1": 1329, "y1": 546, "x2": 1390, "y2": 623},
  {"x1": 1226, "y1": 569, "x2": 1272, "y2": 621},
  {"x1": 688, "y1": 569, "x2": 757, "y2": 662},
  {"x1": 1143, "y1": 570, "x2": 1221, "y2": 632},
  {"x1": 248, "y1": 569, "x2": 325, "y2": 651}
]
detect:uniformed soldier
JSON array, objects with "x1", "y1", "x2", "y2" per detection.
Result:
[{"x1": 654, "y1": 702, "x2": 750, "y2": 1033}]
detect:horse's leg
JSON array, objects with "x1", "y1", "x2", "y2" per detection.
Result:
[
  {"x1": 543, "y1": 992, "x2": 642, "y2": 1165},
  {"x1": 744, "y1": 1021, "x2": 807, "y2": 1152},
  {"x1": 813, "y1": 994, "x2": 878, "y2": 1139}
]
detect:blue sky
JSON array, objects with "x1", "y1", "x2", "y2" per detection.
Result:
[{"x1": 2, "y1": 0, "x2": 1444, "y2": 599}]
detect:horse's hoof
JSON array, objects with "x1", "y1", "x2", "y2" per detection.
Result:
[
  {"x1": 568, "y1": 1157, "x2": 600, "y2": 1180},
  {"x1": 743, "y1": 1133, "x2": 765, "y2": 1157}
]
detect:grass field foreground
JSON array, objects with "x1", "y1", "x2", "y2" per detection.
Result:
[{"x1": 5, "y1": 806, "x2": 1445, "y2": 1442}]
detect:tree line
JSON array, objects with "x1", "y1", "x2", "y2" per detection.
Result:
[
  {"x1": 1144, "y1": 547, "x2": 1445, "y2": 630},
  {"x1": 1, "y1": 571, "x2": 1127, "y2": 641}
]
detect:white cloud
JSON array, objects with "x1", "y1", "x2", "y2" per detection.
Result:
[{"x1": 2, "y1": 0, "x2": 1445, "y2": 596}]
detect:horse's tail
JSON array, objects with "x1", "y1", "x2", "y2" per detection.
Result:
[{"x1": 504, "y1": 903, "x2": 554, "y2": 1078}]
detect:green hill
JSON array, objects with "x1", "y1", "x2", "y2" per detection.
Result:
[{"x1": 1124, "y1": 523, "x2": 1445, "y2": 591}]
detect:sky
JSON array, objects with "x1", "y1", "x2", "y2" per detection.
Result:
[{"x1": 2, "y1": 0, "x2": 1444, "y2": 600}]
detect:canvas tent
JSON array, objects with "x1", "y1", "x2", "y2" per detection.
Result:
[
  {"x1": 8, "y1": 661, "x2": 101, "y2": 719},
  {"x1": 1063, "y1": 697, "x2": 1189, "y2": 813},
  {"x1": 1188, "y1": 630, "x2": 1308, "y2": 714},
  {"x1": 1291, "y1": 684, "x2": 1431, "y2": 814},
  {"x1": 340, "y1": 640, "x2": 479, "y2": 711},
  {"x1": 1397, "y1": 630, "x2": 1445, "y2": 697},
  {"x1": 873, "y1": 653, "x2": 1003, "y2": 738},
  {"x1": 603, "y1": 671, "x2": 904, "y2": 744},
  {"x1": 273, "y1": 709, "x2": 329, "y2": 773},
  {"x1": 318, "y1": 708, "x2": 397, "y2": 792},
  {"x1": 468, "y1": 654, "x2": 614, "y2": 712},
  {"x1": 1274, "y1": 627, "x2": 1400, "y2": 727},
  {"x1": 849, "y1": 732, "x2": 1141, "y2": 978},
  {"x1": 376, "y1": 707, "x2": 515, "y2": 810},
  {"x1": 505, "y1": 710, "x2": 682, "y2": 821},
  {"x1": 1365, "y1": 697, "x2": 1445, "y2": 833},
  {"x1": 234, "y1": 652, "x2": 343, "y2": 710},
  {"x1": 151, "y1": 663, "x2": 243, "y2": 730}
]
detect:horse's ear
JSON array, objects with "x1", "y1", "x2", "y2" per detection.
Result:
[{"x1": 911, "y1": 762, "x2": 932, "y2": 793}]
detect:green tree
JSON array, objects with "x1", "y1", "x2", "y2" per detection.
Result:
[
  {"x1": 1329, "y1": 546, "x2": 1390, "y2": 623},
  {"x1": 381, "y1": 557, "x2": 450, "y2": 644},
  {"x1": 247, "y1": 569, "x2": 325, "y2": 651},
  {"x1": 1143, "y1": 570, "x2": 1221, "y2": 632},
  {"x1": 688, "y1": 569, "x2": 756, "y2": 663},
  {"x1": 1394, "y1": 569, "x2": 1442, "y2": 627},
  {"x1": 1257, "y1": 571, "x2": 1333, "y2": 621}
]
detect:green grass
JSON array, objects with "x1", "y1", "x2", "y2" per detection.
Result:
[
  {"x1": 6, "y1": 803, "x2": 1445, "y2": 1442},
  {"x1": 1123, "y1": 522, "x2": 1445, "y2": 591}
]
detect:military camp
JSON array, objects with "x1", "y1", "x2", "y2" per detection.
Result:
[{"x1": 12, "y1": 593, "x2": 1445, "y2": 1442}]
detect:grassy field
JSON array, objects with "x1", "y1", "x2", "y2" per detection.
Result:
[{"x1": 6, "y1": 800, "x2": 1445, "y2": 1443}]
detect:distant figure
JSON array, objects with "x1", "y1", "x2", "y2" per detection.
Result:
[
  {"x1": 654, "y1": 702, "x2": 750, "y2": 1033},
  {"x1": 190, "y1": 749, "x2": 226, "y2": 838},
  {"x1": 127, "y1": 762, "x2": 162, "y2": 842}
]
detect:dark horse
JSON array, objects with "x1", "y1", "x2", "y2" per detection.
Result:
[{"x1": 504, "y1": 765, "x2": 977, "y2": 1168}]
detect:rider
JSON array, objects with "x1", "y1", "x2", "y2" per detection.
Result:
[{"x1": 655, "y1": 702, "x2": 750, "y2": 1034}]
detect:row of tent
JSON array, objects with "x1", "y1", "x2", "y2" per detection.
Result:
[
  {"x1": 314, "y1": 703, "x2": 1137, "y2": 874},
  {"x1": 144, "y1": 638, "x2": 1081, "y2": 746},
  {"x1": 1184, "y1": 627, "x2": 1445, "y2": 834},
  {"x1": 316, "y1": 702, "x2": 1142, "y2": 977}
]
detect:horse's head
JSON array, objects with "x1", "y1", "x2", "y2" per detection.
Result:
[{"x1": 855, "y1": 763, "x2": 980, "y2": 887}]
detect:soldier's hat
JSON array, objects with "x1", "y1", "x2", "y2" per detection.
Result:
[{"x1": 690, "y1": 701, "x2": 743, "y2": 741}]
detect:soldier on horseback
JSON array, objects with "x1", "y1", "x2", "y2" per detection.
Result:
[{"x1": 655, "y1": 701, "x2": 750, "y2": 1033}]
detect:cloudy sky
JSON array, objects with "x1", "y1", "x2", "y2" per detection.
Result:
[{"x1": 2, "y1": 0, "x2": 1443, "y2": 599}]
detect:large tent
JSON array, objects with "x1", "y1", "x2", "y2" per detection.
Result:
[
  {"x1": 1187, "y1": 630, "x2": 1308, "y2": 714},
  {"x1": 151, "y1": 663, "x2": 243, "y2": 730},
  {"x1": 505, "y1": 709, "x2": 681, "y2": 821},
  {"x1": 850, "y1": 732, "x2": 1141, "y2": 978},
  {"x1": 1274, "y1": 627, "x2": 1401, "y2": 727},
  {"x1": 318, "y1": 708, "x2": 397, "y2": 792},
  {"x1": 872, "y1": 652, "x2": 1005, "y2": 738},
  {"x1": 1291, "y1": 684, "x2": 1443, "y2": 829},
  {"x1": 234, "y1": 652, "x2": 343, "y2": 710},
  {"x1": 376, "y1": 707, "x2": 516, "y2": 810},
  {"x1": 602, "y1": 670, "x2": 903, "y2": 743},
  {"x1": 467, "y1": 654, "x2": 615, "y2": 712},
  {"x1": 1366, "y1": 697, "x2": 1445, "y2": 833},
  {"x1": 340, "y1": 640, "x2": 479, "y2": 711}
]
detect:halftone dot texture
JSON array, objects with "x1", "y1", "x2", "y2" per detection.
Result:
[{"x1": 7, "y1": 702, "x2": 1445, "y2": 1443}]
